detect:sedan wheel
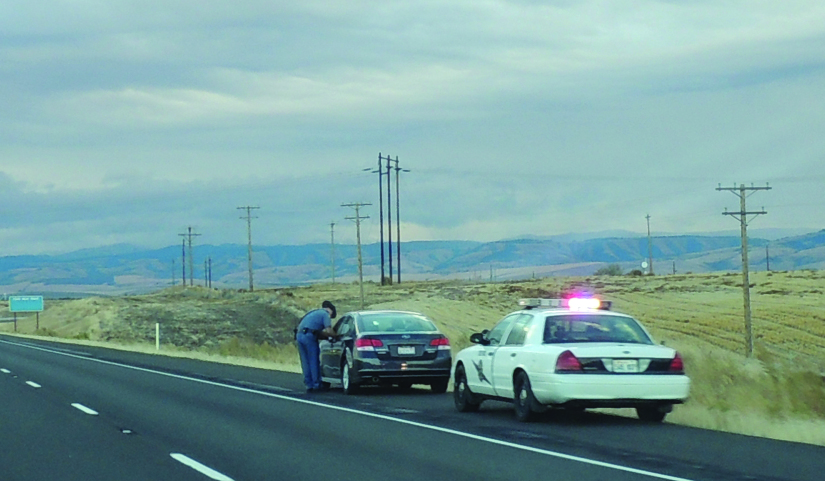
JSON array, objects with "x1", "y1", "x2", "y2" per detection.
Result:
[
  {"x1": 430, "y1": 379, "x2": 449, "y2": 394},
  {"x1": 514, "y1": 372, "x2": 538, "y2": 422},
  {"x1": 453, "y1": 365, "x2": 480, "y2": 412},
  {"x1": 341, "y1": 350, "x2": 359, "y2": 395}
]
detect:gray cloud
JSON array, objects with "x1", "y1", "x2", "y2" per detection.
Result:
[{"x1": 1, "y1": 1, "x2": 824, "y2": 255}]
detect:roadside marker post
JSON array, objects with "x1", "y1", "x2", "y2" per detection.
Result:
[{"x1": 9, "y1": 296, "x2": 44, "y2": 333}]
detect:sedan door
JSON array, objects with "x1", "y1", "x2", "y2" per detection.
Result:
[{"x1": 321, "y1": 315, "x2": 354, "y2": 379}]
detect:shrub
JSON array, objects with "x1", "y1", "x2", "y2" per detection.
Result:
[{"x1": 594, "y1": 264, "x2": 623, "y2": 276}]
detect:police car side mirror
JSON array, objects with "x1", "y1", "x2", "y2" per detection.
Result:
[{"x1": 470, "y1": 332, "x2": 489, "y2": 345}]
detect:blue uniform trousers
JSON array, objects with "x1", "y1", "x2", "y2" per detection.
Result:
[{"x1": 297, "y1": 331, "x2": 322, "y2": 390}]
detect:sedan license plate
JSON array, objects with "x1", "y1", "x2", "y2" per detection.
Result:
[
  {"x1": 397, "y1": 346, "x2": 416, "y2": 356},
  {"x1": 613, "y1": 359, "x2": 639, "y2": 373}
]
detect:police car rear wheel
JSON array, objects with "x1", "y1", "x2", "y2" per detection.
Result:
[
  {"x1": 514, "y1": 372, "x2": 538, "y2": 422},
  {"x1": 453, "y1": 365, "x2": 480, "y2": 412},
  {"x1": 636, "y1": 405, "x2": 667, "y2": 423}
]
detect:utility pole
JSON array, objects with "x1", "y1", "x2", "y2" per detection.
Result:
[
  {"x1": 208, "y1": 257, "x2": 213, "y2": 288},
  {"x1": 342, "y1": 202, "x2": 371, "y2": 309},
  {"x1": 645, "y1": 214, "x2": 654, "y2": 275},
  {"x1": 204, "y1": 259, "x2": 208, "y2": 287},
  {"x1": 385, "y1": 156, "x2": 393, "y2": 284},
  {"x1": 766, "y1": 244, "x2": 770, "y2": 272},
  {"x1": 330, "y1": 221, "x2": 336, "y2": 283},
  {"x1": 238, "y1": 206, "x2": 260, "y2": 291},
  {"x1": 172, "y1": 259, "x2": 176, "y2": 286},
  {"x1": 181, "y1": 238, "x2": 186, "y2": 286},
  {"x1": 717, "y1": 182, "x2": 771, "y2": 357},
  {"x1": 672, "y1": 261, "x2": 676, "y2": 275},
  {"x1": 390, "y1": 156, "x2": 410, "y2": 284},
  {"x1": 365, "y1": 155, "x2": 387, "y2": 284},
  {"x1": 179, "y1": 227, "x2": 201, "y2": 287}
]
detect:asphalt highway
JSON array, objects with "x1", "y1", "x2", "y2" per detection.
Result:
[{"x1": 1, "y1": 335, "x2": 822, "y2": 481}]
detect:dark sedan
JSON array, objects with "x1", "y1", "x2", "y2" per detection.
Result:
[{"x1": 319, "y1": 310, "x2": 452, "y2": 394}]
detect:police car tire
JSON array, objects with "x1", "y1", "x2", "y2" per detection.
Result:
[
  {"x1": 341, "y1": 349, "x2": 359, "y2": 395},
  {"x1": 453, "y1": 365, "x2": 481, "y2": 412},
  {"x1": 514, "y1": 372, "x2": 538, "y2": 422}
]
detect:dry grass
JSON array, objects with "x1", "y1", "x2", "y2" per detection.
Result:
[{"x1": 3, "y1": 271, "x2": 825, "y2": 445}]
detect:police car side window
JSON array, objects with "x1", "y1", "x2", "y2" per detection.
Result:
[
  {"x1": 486, "y1": 314, "x2": 519, "y2": 346},
  {"x1": 504, "y1": 314, "x2": 532, "y2": 345}
]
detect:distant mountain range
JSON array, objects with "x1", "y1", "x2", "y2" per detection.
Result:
[{"x1": 1, "y1": 229, "x2": 823, "y2": 297}]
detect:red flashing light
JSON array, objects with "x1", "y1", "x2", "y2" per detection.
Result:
[
  {"x1": 555, "y1": 350, "x2": 582, "y2": 372},
  {"x1": 669, "y1": 352, "x2": 684, "y2": 373}
]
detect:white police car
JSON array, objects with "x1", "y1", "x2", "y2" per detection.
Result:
[{"x1": 452, "y1": 298, "x2": 690, "y2": 422}]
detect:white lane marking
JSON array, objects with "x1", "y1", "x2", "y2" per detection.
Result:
[
  {"x1": 26, "y1": 381, "x2": 41, "y2": 388},
  {"x1": 170, "y1": 453, "x2": 234, "y2": 481},
  {"x1": 1, "y1": 338, "x2": 695, "y2": 481},
  {"x1": 71, "y1": 403, "x2": 99, "y2": 416},
  {"x1": 1, "y1": 368, "x2": 10, "y2": 374}
]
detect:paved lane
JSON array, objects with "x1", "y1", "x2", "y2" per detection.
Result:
[{"x1": 1, "y1": 335, "x2": 823, "y2": 481}]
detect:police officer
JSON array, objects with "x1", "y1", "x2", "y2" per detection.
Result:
[{"x1": 296, "y1": 300, "x2": 337, "y2": 392}]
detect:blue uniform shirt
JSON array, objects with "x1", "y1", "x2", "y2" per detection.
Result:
[{"x1": 297, "y1": 308, "x2": 332, "y2": 333}]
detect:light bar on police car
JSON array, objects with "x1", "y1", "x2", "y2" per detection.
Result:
[{"x1": 518, "y1": 297, "x2": 612, "y2": 310}]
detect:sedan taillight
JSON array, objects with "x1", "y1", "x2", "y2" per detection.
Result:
[
  {"x1": 355, "y1": 338, "x2": 384, "y2": 351},
  {"x1": 555, "y1": 350, "x2": 582, "y2": 372},
  {"x1": 669, "y1": 352, "x2": 684, "y2": 373},
  {"x1": 429, "y1": 337, "x2": 451, "y2": 350}
]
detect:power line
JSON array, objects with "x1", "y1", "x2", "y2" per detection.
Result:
[
  {"x1": 717, "y1": 182, "x2": 771, "y2": 358},
  {"x1": 238, "y1": 206, "x2": 260, "y2": 291}
]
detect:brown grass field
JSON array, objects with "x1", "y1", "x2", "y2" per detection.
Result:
[{"x1": 3, "y1": 270, "x2": 825, "y2": 446}]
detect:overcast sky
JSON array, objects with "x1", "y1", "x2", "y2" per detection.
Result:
[{"x1": 2, "y1": 1, "x2": 824, "y2": 255}]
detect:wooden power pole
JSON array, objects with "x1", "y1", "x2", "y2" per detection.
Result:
[
  {"x1": 342, "y1": 202, "x2": 371, "y2": 309},
  {"x1": 238, "y1": 206, "x2": 260, "y2": 291},
  {"x1": 717, "y1": 183, "x2": 771, "y2": 357}
]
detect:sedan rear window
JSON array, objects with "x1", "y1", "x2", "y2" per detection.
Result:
[
  {"x1": 358, "y1": 313, "x2": 439, "y2": 333},
  {"x1": 543, "y1": 314, "x2": 653, "y2": 344}
]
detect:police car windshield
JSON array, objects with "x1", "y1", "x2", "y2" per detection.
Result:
[
  {"x1": 357, "y1": 313, "x2": 439, "y2": 333},
  {"x1": 543, "y1": 314, "x2": 653, "y2": 344}
]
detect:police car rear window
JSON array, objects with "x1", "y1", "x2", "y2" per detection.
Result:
[{"x1": 543, "y1": 314, "x2": 653, "y2": 344}]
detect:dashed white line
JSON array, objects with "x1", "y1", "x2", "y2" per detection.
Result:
[
  {"x1": 0, "y1": 368, "x2": 10, "y2": 374},
  {"x1": 170, "y1": 453, "x2": 234, "y2": 481},
  {"x1": 71, "y1": 403, "x2": 99, "y2": 416},
  {"x1": 2, "y1": 337, "x2": 696, "y2": 481},
  {"x1": 25, "y1": 381, "x2": 41, "y2": 388}
]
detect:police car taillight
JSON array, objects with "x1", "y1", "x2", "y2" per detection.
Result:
[
  {"x1": 669, "y1": 352, "x2": 684, "y2": 373},
  {"x1": 429, "y1": 337, "x2": 451, "y2": 350},
  {"x1": 356, "y1": 338, "x2": 384, "y2": 351},
  {"x1": 555, "y1": 350, "x2": 582, "y2": 372}
]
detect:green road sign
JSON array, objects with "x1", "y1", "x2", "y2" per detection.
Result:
[{"x1": 9, "y1": 296, "x2": 44, "y2": 313}]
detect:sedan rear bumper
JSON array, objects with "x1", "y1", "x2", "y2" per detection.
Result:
[{"x1": 353, "y1": 357, "x2": 452, "y2": 385}]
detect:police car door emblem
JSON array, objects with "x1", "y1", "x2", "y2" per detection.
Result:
[{"x1": 471, "y1": 359, "x2": 490, "y2": 384}]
